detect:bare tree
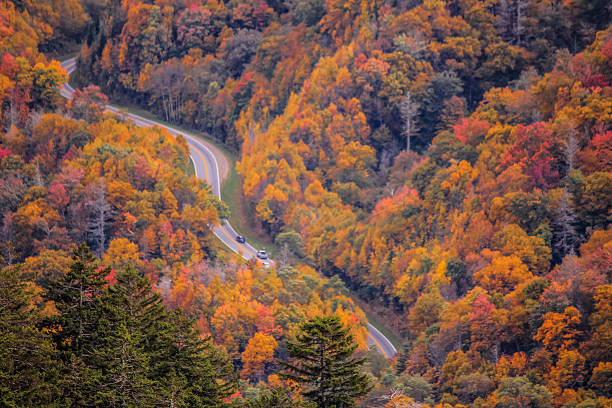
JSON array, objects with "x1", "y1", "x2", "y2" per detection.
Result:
[
  {"x1": 394, "y1": 31, "x2": 427, "y2": 59},
  {"x1": 496, "y1": 0, "x2": 528, "y2": 45},
  {"x1": 553, "y1": 131, "x2": 579, "y2": 259},
  {"x1": 514, "y1": 0, "x2": 527, "y2": 45},
  {"x1": 565, "y1": 131, "x2": 579, "y2": 172},
  {"x1": 381, "y1": 387, "x2": 423, "y2": 408},
  {"x1": 400, "y1": 92, "x2": 419, "y2": 152},
  {"x1": 147, "y1": 61, "x2": 186, "y2": 123},
  {"x1": 87, "y1": 179, "x2": 111, "y2": 257}
]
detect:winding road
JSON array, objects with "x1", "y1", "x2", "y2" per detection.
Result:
[{"x1": 60, "y1": 57, "x2": 397, "y2": 359}]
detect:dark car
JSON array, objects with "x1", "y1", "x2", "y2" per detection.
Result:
[{"x1": 236, "y1": 235, "x2": 246, "y2": 243}]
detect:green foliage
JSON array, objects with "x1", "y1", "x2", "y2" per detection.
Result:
[
  {"x1": 0, "y1": 266, "x2": 59, "y2": 407},
  {"x1": 275, "y1": 230, "x2": 305, "y2": 258},
  {"x1": 43, "y1": 245, "x2": 236, "y2": 407},
  {"x1": 494, "y1": 376, "x2": 553, "y2": 408},
  {"x1": 394, "y1": 375, "x2": 434, "y2": 404},
  {"x1": 280, "y1": 315, "x2": 372, "y2": 407},
  {"x1": 416, "y1": 71, "x2": 463, "y2": 152},
  {"x1": 246, "y1": 389, "x2": 314, "y2": 408}
]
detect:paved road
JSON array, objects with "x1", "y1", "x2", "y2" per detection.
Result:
[{"x1": 60, "y1": 58, "x2": 397, "y2": 358}]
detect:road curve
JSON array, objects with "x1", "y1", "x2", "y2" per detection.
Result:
[{"x1": 60, "y1": 57, "x2": 397, "y2": 358}]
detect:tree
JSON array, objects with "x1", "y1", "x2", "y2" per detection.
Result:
[
  {"x1": 288, "y1": 0, "x2": 326, "y2": 26},
  {"x1": 552, "y1": 188, "x2": 578, "y2": 261},
  {"x1": 503, "y1": 123, "x2": 563, "y2": 190},
  {"x1": 247, "y1": 388, "x2": 315, "y2": 407},
  {"x1": 416, "y1": 71, "x2": 463, "y2": 152},
  {"x1": 46, "y1": 250, "x2": 236, "y2": 407},
  {"x1": 400, "y1": 92, "x2": 419, "y2": 152},
  {"x1": 44, "y1": 244, "x2": 108, "y2": 405},
  {"x1": 589, "y1": 362, "x2": 612, "y2": 397},
  {"x1": 453, "y1": 373, "x2": 494, "y2": 404},
  {"x1": 393, "y1": 375, "x2": 434, "y2": 404},
  {"x1": 493, "y1": 376, "x2": 553, "y2": 408},
  {"x1": 221, "y1": 29, "x2": 263, "y2": 78},
  {"x1": 575, "y1": 172, "x2": 612, "y2": 232},
  {"x1": 158, "y1": 309, "x2": 236, "y2": 407},
  {"x1": 102, "y1": 238, "x2": 143, "y2": 272},
  {"x1": 0, "y1": 266, "x2": 59, "y2": 407},
  {"x1": 280, "y1": 315, "x2": 372, "y2": 408},
  {"x1": 586, "y1": 284, "x2": 612, "y2": 363},
  {"x1": 45, "y1": 244, "x2": 106, "y2": 357},
  {"x1": 176, "y1": 6, "x2": 213, "y2": 54},
  {"x1": 31, "y1": 60, "x2": 68, "y2": 110},
  {"x1": 87, "y1": 179, "x2": 111, "y2": 257},
  {"x1": 275, "y1": 230, "x2": 305, "y2": 265},
  {"x1": 550, "y1": 349, "x2": 586, "y2": 390},
  {"x1": 70, "y1": 86, "x2": 108, "y2": 123},
  {"x1": 534, "y1": 306, "x2": 582, "y2": 352},
  {"x1": 469, "y1": 294, "x2": 507, "y2": 360},
  {"x1": 241, "y1": 331, "x2": 278, "y2": 382}
]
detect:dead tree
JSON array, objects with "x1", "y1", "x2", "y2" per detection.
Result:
[{"x1": 400, "y1": 92, "x2": 419, "y2": 152}]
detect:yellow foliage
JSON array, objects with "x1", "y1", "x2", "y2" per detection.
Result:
[{"x1": 534, "y1": 306, "x2": 582, "y2": 352}]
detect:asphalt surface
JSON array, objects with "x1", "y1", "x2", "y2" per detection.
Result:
[{"x1": 60, "y1": 58, "x2": 397, "y2": 359}]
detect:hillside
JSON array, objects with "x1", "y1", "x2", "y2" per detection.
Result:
[{"x1": 0, "y1": 0, "x2": 611, "y2": 407}]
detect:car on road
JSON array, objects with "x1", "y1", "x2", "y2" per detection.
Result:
[
  {"x1": 236, "y1": 235, "x2": 246, "y2": 243},
  {"x1": 256, "y1": 250, "x2": 268, "y2": 260}
]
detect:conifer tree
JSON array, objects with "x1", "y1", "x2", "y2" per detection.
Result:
[
  {"x1": 157, "y1": 309, "x2": 236, "y2": 407},
  {"x1": 44, "y1": 243, "x2": 107, "y2": 406},
  {"x1": 45, "y1": 244, "x2": 107, "y2": 357},
  {"x1": 93, "y1": 265, "x2": 160, "y2": 407},
  {"x1": 0, "y1": 266, "x2": 59, "y2": 407},
  {"x1": 246, "y1": 389, "x2": 314, "y2": 408},
  {"x1": 94, "y1": 266, "x2": 236, "y2": 407},
  {"x1": 44, "y1": 246, "x2": 236, "y2": 407},
  {"x1": 280, "y1": 315, "x2": 372, "y2": 408}
]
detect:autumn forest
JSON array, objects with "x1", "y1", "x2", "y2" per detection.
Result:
[{"x1": 0, "y1": 0, "x2": 610, "y2": 407}]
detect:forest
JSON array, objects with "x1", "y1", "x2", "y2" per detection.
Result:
[{"x1": 1, "y1": 0, "x2": 611, "y2": 406}]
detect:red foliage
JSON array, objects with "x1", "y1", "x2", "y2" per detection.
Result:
[
  {"x1": 0, "y1": 53, "x2": 16, "y2": 77},
  {"x1": 47, "y1": 181, "x2": 69, "y2": 210},
  {"x1": 99, "y1": 266, "x2": 117, "y2": 286},
  {"x1": 601, "y1": 38, "x2": 612, "y2": 65},
  {"x1": 503, "y1": 123, "x2": 562, "y2": 189},
  {"x1": 0, "y1": 147, "x2": 11, "y2": 160},
  {"x1": 453, "y1": 117, "x2": 491, "y2": 146},
  {"x1": 577, "y1": 130, "x2": 612, "y2": 173},
  {"x1": 469, "y1": 294, "x2": 500, "y2": 352}
]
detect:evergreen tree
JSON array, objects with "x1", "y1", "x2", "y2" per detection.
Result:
[
  {"x1": 280, "y1": 315, "x2": 372, "y2": 408},
  {"x1": 92, "y1": 266, "x2": 160, "y2": 407},
  {"x1": 94, "y1": 266, "x2": 236, "y2": 407},
  {"x1": 44, "y1": 243, "x2": 107, "y2": 406},
  {"x1": 0, "y1": 266, "x2": 59, "y2": 407},
  {"x1": 246, "y1": 389, "x2": 314, "y2": 408},
  {"x1": 45, "y1": 244, "x2": 107, "y2": 357},
  {"x1": 44, "y1": 246, "x2": 236, "y2": 407},
  {"x1": 155, "y1": 309, "x2": 236, "y2": 407}
]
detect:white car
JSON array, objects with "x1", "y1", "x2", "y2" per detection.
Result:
[{"x1": 256, "y1": 250, "x2": 268, "y2": 260}]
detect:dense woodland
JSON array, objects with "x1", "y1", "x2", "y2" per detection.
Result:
[
  {"x1": 0, "y1": 0, "x2": 611, "y2": 406},
  {"x1": 0, "y1": 1, "x2": 370, "y2": 406}
]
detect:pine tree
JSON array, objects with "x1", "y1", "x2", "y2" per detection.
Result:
[
  {"x1": 45, "y1": 244, "x2": 107, "y2": 357},
  {"x1": 395, "y1": 342, "x2": 411, "y2": 375},
  {"x1": 45, "y1": 246, "x2": 236, "y2": 407},
  {"x1": 152, "y1": 309, "x2": 236, "y2": 407},
  {"x1": 93, "y1": 266, "x2": 160, "y2": 407},
  {"x1": 246, "y1": 389, "x2": 314, "y2": 408},
  {"x1": 44, "y1": 243, "x2": 107, "y2": 406},
  {"x1": 280, "y1": 315, "x2": 372, "y2": 408},
  {"x1": 0, "y1": 266, "x2": 59, "y2": 407},
  {"x1": 93, "y1": 266, "x2": 236, "y2": 407}
]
